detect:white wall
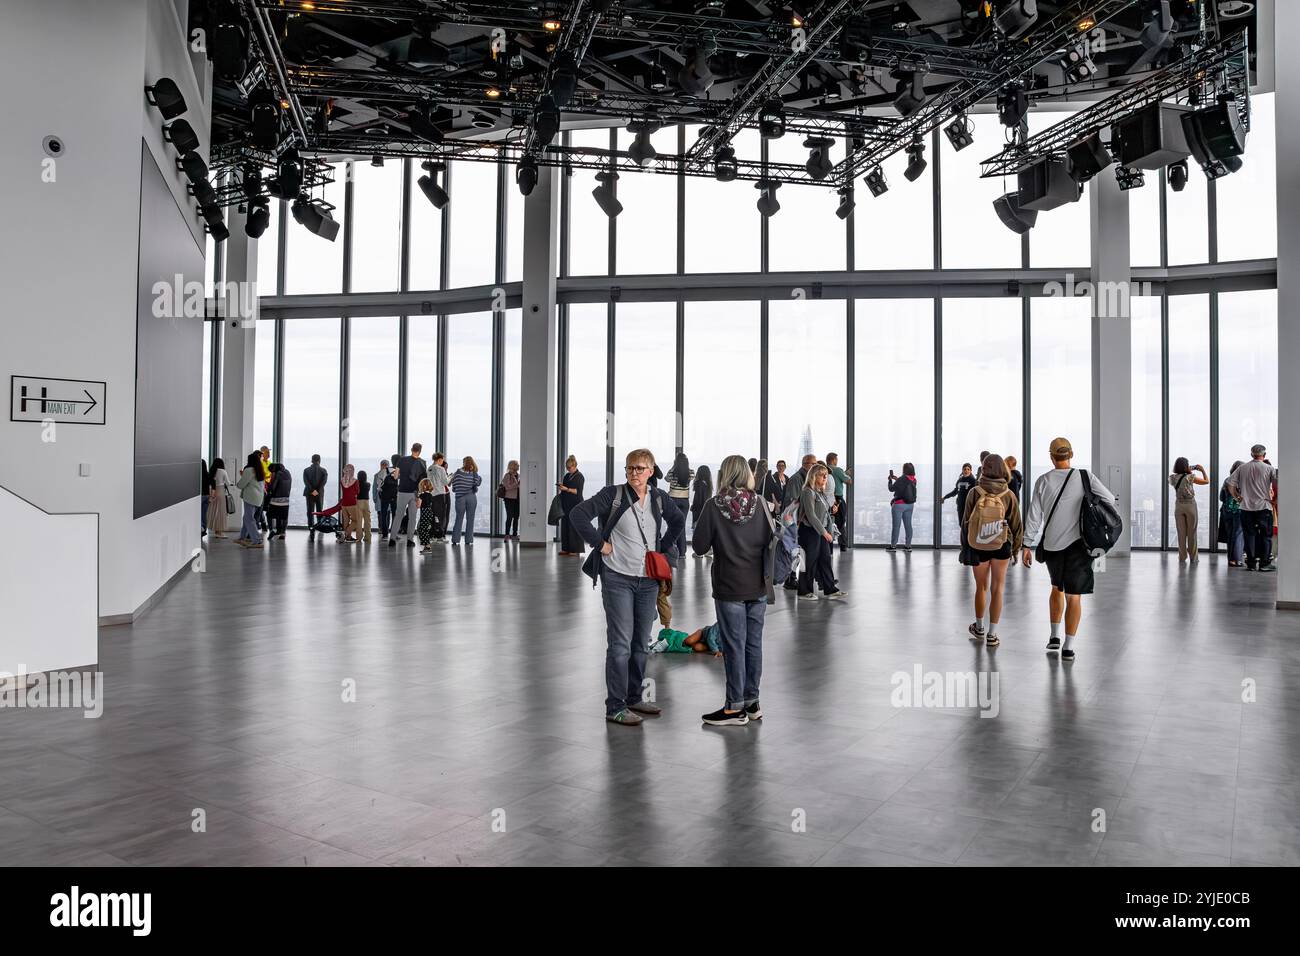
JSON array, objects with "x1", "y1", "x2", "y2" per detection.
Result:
[
  {"x1": 0, "y1": 489, "x2": 97, "y2": 675},
  {"x1": 0, "y1": 0, "x2": 208, "y2": 625}
]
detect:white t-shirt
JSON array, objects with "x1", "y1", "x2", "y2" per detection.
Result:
[{"x1": 1024, "y1": 467, "x2": 1117, "y2": 552}]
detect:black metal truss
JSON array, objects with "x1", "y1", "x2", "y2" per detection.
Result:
[
  {"x1": 834, "y1": 0, "x2": 1143, "y2": 187},
  {"x1": 521, "y1": 1, "x2": 606, "y2": 156},
  {"x1": 684, "y1": 0, "x2": 873, "y2": 166},
  {"x1": 977, "y1": 32, "x2": 1252, "y2": 179}
]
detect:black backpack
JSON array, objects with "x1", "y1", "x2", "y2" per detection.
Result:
[{"x1": 1078, "y1": 469, "x2": 1123, "y2": 555}]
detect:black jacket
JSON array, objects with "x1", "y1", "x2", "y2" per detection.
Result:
[
  {"x1": 943, "y1": 474, "x2": 978, "y2": 517},
  {"x1": 888, "y1": 473, "x2": 918, "y2": 504},
  {"x1": 379, "y1": 470, "x2": 399, "y2": 504},
  {"x1": 1008, "y1": 469, "x2": 1024, "y2": 499},
  {"x1": 571, "y1": 483, "x2": 685, "y2": 585},
  {"x1": 691, "y1": 490, "x2": 775, "y2": 602},
  {"x1": 302, "y1": 463, "x2": 328, "y2": 498}
]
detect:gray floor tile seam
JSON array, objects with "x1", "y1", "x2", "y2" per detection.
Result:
[{"x1": 952, "y1": 815, "x2": 1106, "y2": 867}]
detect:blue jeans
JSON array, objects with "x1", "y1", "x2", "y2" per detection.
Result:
[
  {"x1": 600, "y1": 568, "x2": 659, "y2": 716},
  {"x1": 378, "y1": 499, "x2": 394, "y2": 536},
  {"x1": 890, "y1": 502, "x2": 914, "y2": 546},
  {"x1": 715, "y1": 599, "x2": 765, "y2": 711},
  {"x1": 1222, "y1": 511, "x2": 1244, "y2": 563},
  {"x1": 241, "y1": 502, "x2": 261, "y2": 543},
  {"x1": 452, "y1": 493, "x2": 477, "y2": 544}
]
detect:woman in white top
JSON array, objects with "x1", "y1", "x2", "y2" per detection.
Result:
[{"x1": 207, "y1": 458, "x2": 234, "y2": 538}]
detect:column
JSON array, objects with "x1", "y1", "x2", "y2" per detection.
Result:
[
  {"x1": 1275, "y1": 0, "x2": 1300, "y2": 608},
  {"x1": 518, "y1": 166, "x2": 560, "y2": 546},
  {"x1": 220, "y1": 205, "x2": 259, "y2": 469},
  {"x1": 1089, "y1": 164, "x2": 1133, "y2": 555}
]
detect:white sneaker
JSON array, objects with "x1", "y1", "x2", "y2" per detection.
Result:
[
  {"x1": 827, "y1": 590, "x2": 848, "y2": 599},
  {"x1": 798, "y1": 592, "x2": 819, "y2": 601}
]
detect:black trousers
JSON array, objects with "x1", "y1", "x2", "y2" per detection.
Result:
[
  {"x1": 503, "y1": 497, "x2": 520, "y2": 535},
  {"x1": 833, "y1": 495, "x2": 848, "y2": 551},
  {"x1": 797, "y1": 524, "x2": 837, "y2": 595},
  {"x1": 304, "y1": 496, "x2": 319, "y2": 530},
  {"x1": 432, "y1": 493, "x2": 450, "y2": 539},
  {"x1": 1242, "y1": 509, "x2": 1274, "y2": 569}
]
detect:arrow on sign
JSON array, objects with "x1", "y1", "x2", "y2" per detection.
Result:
[{"x1": 81, "y1": 389, "x2": 98, "y2": 415}]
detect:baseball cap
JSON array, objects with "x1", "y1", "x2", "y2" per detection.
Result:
[{"x1": 1049, "y1": 437, "x2": 1073, "y2": 461}]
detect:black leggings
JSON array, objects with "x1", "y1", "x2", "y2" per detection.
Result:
[
  {"x1": 503, "y1": 498, "x2": 520, "y2": 535},
  {"x1": 797, "y1": 524, "x2": 837, "y2": 595}
]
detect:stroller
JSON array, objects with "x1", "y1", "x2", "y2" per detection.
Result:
[
  {"x1": 312, "y1": 512, "x2": 344, "y2": 539},
  {"x1": 771, "y1": 499, "x2": 804, "y2": 593}
]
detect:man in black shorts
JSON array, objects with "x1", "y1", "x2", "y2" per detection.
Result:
[{"x1": 1021, "y1": 437, "x2": 1117, "y2": 662}]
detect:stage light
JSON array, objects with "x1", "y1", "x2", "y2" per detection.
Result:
[
  {"x1": 993, "y1": 190, "x2": 1038, "y2": 234},
  {"x1": 245, "y1": 197, "x2": 271, "y2": 239},
  {"x1": 714, "y1": 145, "x2": 738, "y2": 182},
  {"x1": 627, "y1": 122, "x2": 659, "y2": 167},
  {"x1": 241, "y1": 162, "x2": 262, "y2": 200},
  {"x1": 997, "y1": 83, "x2": 1029, "y2": 129},
  {"x1": 835, "y1": 187, "x2": 855, "y2": 221},
  {"x1": 892, "y1": 71, "x2": 927, "y2": 117},
  {"x1": 1182, "y1": 94, "x2": 1248, "y2": 179},
  {"x1": 1065, "y1": 132, "x2": 1112, "y2": 184},
  {"x1": 864, "y1": 165, "x2": 888, "y2": 197},
  {"x1": 542, "y1": 19, "x2": 562, "y2": 31},
  {"x1": 190, "y1": 177, "x2": 217, "y2": 206},
  {"x1": 145, "y1": 77, "x2": 187, "y2": 120},
  {"x1": 755, "y1": 180, "x2": 781, "y2": 218},
  {"x1": 944, "y1": 114, "x2": 974, "y2": 151},
  {"x1": 534, "y1": 95, "x2": 561, "y2": 146},
  {"x1": 408, "y1": 103, "x2": 444, "y2": 143},
  {"x1": 1115, "y1": 165, "x2": 1146, "y2": 190},
  {"x1": 678, "y1": 44, "x2": 715, "y2": 95},
  {"x1": 551, "y1": 52, "x2": 578, "y2": 108},
  {"x1": 804, "y1": 137, "x2": 834, "y2": 181},
  {"x1": 371, "y1": 153, "x2": 384, "y2": 167},
  {"x1": 592, "y1": 170, "x2": 622, "y2": 218},
  {"x1": 162, "y1": 118, "x2": 200, "y2": 154},
  {"x1": 996, "y1": 0, "x2": 1039, "y2": 40},
  {"x1": 1168, "y1": 159, "x2": 1189, "y2": 191},
  {"x1": 417, "y1": 161, "x2": 449, "y2": 209},
  {"x1": 759, "y1": 99, "x2": 785, "y2": 139},
  {"x1": 211, "y1": 19, "x2": 249, "y2": 82},
  {"x1": 291, "y1": 198, "x2": 340, "y2": 241},
  {"x1": 904, "y1": 135, "x2": 927, "y2": 182},
  {"x1": 1058, "y1": 45, "x2": 1097, "y2": 84},
  {"x1": 249, "y1": 91, "x2": 281, "y2": 151},
  {"x1": 177, "y1": 152, "x2": 208, "y2": 183},
  {"x1": 517, "y1": 157, "x2": 538, "y2": 196}
]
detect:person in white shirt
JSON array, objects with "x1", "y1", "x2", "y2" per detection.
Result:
[
  {"x1": 1226, "y1": 444, "x2": 1279, "y2": 572},
  {"x1": 1021, "y1": 437, "x2": 1117, "y2": 662}
]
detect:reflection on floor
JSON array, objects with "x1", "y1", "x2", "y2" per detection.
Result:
[{"x1": 2, "y1": 533, "x2": 1297, "y2": 866}]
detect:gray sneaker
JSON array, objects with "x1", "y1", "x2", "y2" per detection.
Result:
[
  {"x1": 629, "y1": 701, "x2": 662, "y2": 716},
  {"x1": 798, "y1": 592, "x2": 819, "y2": 601},
  {"x1": 606, "y1": 709, "x2": 643, "y2": 727}
]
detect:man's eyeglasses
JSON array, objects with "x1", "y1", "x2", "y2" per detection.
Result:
[{"x1": 625, "y1": 465, "x2": 651, "y2": 474}]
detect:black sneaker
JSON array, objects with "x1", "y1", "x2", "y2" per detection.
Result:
[
  {"x1": 968, "y1": 622, "x2": 985, "y2": 640},
  {"x1": 885, "y1": 545, "x2": 897, "y2": 553},
  {"x1": 1046, "y1": 636, "x2": 1061, "y2": 651},
  {"x1": 1257, "y1": 564, "x2": 1277, "y2": 573},
  {"x1": 702, "y1": 707, "x2": 749, "y2": 727},
  {"x1": 1061, "y1": 648, "x2": 1076, "y2": 662},
  {"x1": 744, "y1": 701, "x2": 763, "y2": 721},
  {"x1": 388, "y1": 538, "x2": 396, "y2": 547},
  {"x1": 902, "y1": 545, "x2": 912, "y2": 553},
  {"x1": 407, "y1": 539, "x2": 416, "y2": 548}
]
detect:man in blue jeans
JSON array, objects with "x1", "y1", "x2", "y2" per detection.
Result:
[{"x1": 572, "y1": 448, "x2": 685, "y2": 727}]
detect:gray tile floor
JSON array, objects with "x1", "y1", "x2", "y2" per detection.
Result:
[{"x1": 3, "y1": 533, "x2": 1298, "y2": 866}]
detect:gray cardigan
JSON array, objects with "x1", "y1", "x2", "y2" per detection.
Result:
[{"x1": 799, "y1": 485, "x2": 830, "y2": 537}]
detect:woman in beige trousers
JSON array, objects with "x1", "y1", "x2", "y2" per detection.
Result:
[{"x1": 1169, "y1": 458, "x2": 1209, "y2": 562}]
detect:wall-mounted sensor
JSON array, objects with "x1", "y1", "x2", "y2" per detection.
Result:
[{"x1": 43, "y1": 135, "x2": 65, "y2": 158}]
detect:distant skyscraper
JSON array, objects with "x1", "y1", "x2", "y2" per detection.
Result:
[{"x1": 799, "y1": 425, "x2": 814, "y2": 460}]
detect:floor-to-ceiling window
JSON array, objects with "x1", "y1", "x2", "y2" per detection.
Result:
[
  {"x1": 447, "y1": 161, "x2": 498, "y2": 289},
  {"x1": 347, "y1": 316, "x2": 399, "y2": 478},
  {"x1": 613, "y1": 302, "x2": 677, "y2": 466},
  {"x1": 1166, "y1": 165, "x2": 1210, "y2": 267},
  {"x1": 940, "y1": 298, "x2": 1023, "y2": 545},
  {"x1": 567, "y1": 128, "x2": 612, "y2": 277},
  {"x1": 615, "y1": 125, "x2": 679, "y2": 276},
  {"x1": 1029, "y1": 295, "x2": 1092, "y2": 487},
  {"x1": 1129, "y1": 175, "x2": 1162, "y2": 268},
  {"x1": 1166, "y1": 294, "x2": 1211, "y2": 549},
  {"x1": 349, "y1": 161, "x2": 402, "y2": 293},
  {"x1": 941, "y1": 113, "x2": 1024, "y2": 269},
  {"x1": 682, "y1": 301, "x2": 761, "y2": 505},
  {"x1": 853, "y1": 299, "x2": 935, "y2": 544},
  {"x1": 1217, "y1": 93, "x2": 1277, "y2": 263},
  {"x1": 566, "y1": 304, "x2": 609, "y2": 486},
  {"x1": 284, "y1": 163, "x2": 345, "y2": 294},
  {"x1": 446, "y1": 312, "x2": 494, "y2": 533},
  {"x1": 1218, "y1": 289, "x2": 1278, "y2": 487},
  {"x1": 408, "y1": 161, "x2": 444, "y2": 291},
  {"x1": 767, "y1": 299, "x2": 847, "y2": 468},
  {"x1": 405, "y1": 316, "x2": 438, "y2": 453},
  {"x1": 282, "y1": 318, "x2": 341, "y2": 525},
  {"x1": 684, "y1": 128, "x2": 761, "y2": 274},
  {"x1": 252, "y1": 318, "x2": 276, "y2": 456},
  {"x1": 256, "y1": 202, "x2": 282, "y2": 296},
  {"x1": 505, "y1": 178, "x2": 524, "y2": 285},
  {"x1": 1130, "y1": 295, "x2": 1164, "y2": 547},
  {"x1": 766, "y1": 133, "x2": 847, "y2": 272},
  {"x1": 501, "y1": 309, "x2": 522, "y2": 529},
  {"x1": 201, "y1": 322, "x2": 212, "y2": 459}
]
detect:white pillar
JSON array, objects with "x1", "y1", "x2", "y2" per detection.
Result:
[
  {"x1": 518, "y1": 167, "x2": 560, "y2": 546},
  {"x1": 1275, "y1": 0, "x2": 1300, "y2": 608},
  {"x1": 1090, "y1": 165, "x2": 1133, "y2": 555},
  {"x1": 220, "y1": 205, "x2": 259, "y2": 469}
]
